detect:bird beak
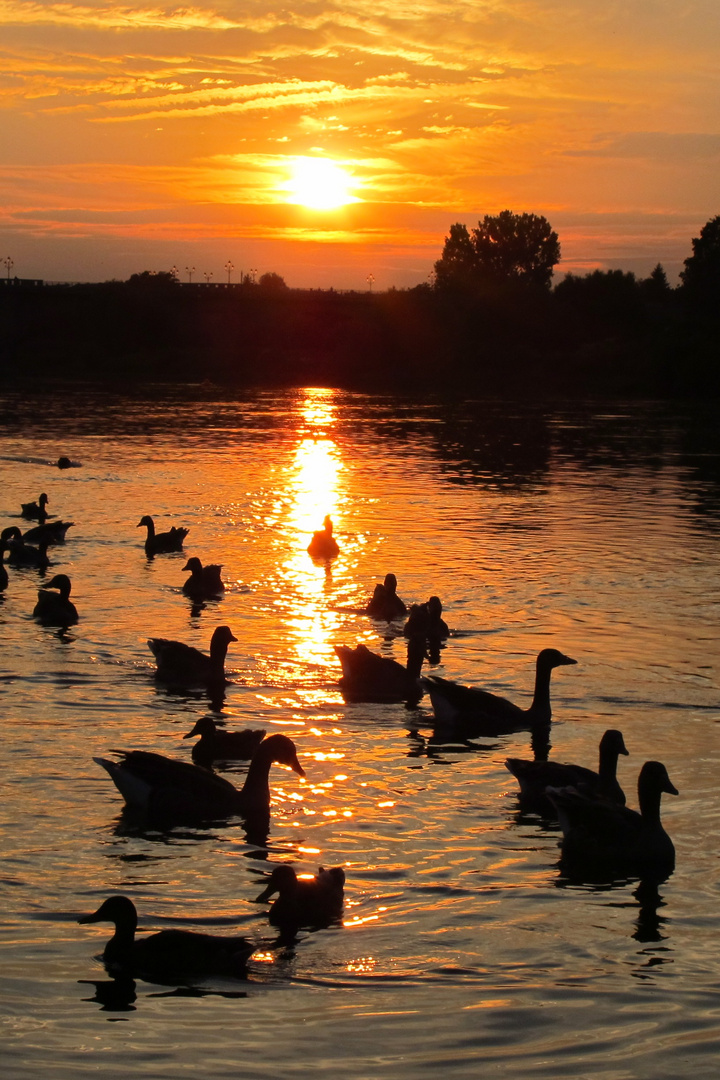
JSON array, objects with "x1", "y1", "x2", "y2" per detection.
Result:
[
  {"x1": 291, "y1": 757, "x2": 306, "y2": 778},
  {"x1": 664, "y1": 779, "x2": 679, "y2": 796},
  {"x1": 561, "y1": 655, "x2": 577, "y2": 666},
  {"x1": 78, "y1": 910, "x2": 101, "y2": 924}
]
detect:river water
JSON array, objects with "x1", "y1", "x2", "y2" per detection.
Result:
[{"x1": 1, "y1": 387, "x2": 718, "y2": 1078}]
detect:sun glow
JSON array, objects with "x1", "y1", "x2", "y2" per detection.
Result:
[{"x1": 285, "y1": 157, "x2": 359, "y2": 210}]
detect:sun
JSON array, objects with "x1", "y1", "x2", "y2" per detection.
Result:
[{"x1": 284, "y1": 157, "x2": 359, "y2": 210}]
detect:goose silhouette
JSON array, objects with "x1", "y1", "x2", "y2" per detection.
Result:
[
  {"x1": 93, "y1": 732, "x2": 305, "y2": 823},
  {"x1": 137, "y1": 515, "x2": 189, "y2": 556},
  {"x1": 506, "y1": 728, "x2": 628, "y2": 813},
  {"x1": 547, "y1": 760, "x2": 678, "y2": 881},
  {"x1": 79, "y1": 895, "x2": 254, "y2": 978},
  {"x1": 423, "y1": 648, "x2": 577, "y2": 736}
]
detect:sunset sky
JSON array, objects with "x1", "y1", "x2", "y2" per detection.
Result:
[{"x1": 1, "y1": 1, "x2": 718, "y2": 289}]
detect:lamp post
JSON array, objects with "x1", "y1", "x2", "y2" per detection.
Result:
[
  {"x1": 366, "y1": 273, "x2": 375, "y2": 292},
  {"x1": 204, "y1": 271, "x2": 213, "y2": 284},
  {"x1": 225, "y1": 260, "x2": 234, "y2": 284},
  {"x1": 185, "y1": 266, "x2": 195, "y2": 283},
  {"x1": 4, "y1": 256, "x2": 13, "y2": 281},
  {"x1": 249, "y1": 267, "x2": 257, "y2": 284},
  {"x1": 170, "y1": 265, "x2": 178, "y2": 280}
]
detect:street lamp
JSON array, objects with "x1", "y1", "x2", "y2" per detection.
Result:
[
  {"x1": 366, "y1": 273, "x2": 375, "y2": 292},
  {"x1": 4, "y1": 256, "x2": 14, "y2": 281},
  {"x1": 224, "y1": 260, "x2": 234, "y2": 284},
  {"x1": 170, "y1": 265, "x2": 178, "y2": 280},
  {"x1": 249, "y1": 267, "x2": 257, "y2": 284},
  {"x1": 204, "y1": 271, "x2": 213, "y2": 284},
  {"x1": 185, "y1": 265, "x2": 195, "y2": 283}
]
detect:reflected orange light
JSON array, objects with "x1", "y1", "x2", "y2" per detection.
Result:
[
  {"x1": 298, "y1": 846, "x2": 321, "y2": 854},
  {"x1": 277, "y1": 387, "x2": 348, "y2": 679}
]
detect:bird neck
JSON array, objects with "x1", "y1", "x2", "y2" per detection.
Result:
[
  {"x1": 529, "y1": 657, "x2": 553, "y2": 720},
  {"x1": 209, "y1": 637, "x2": 228, "y2": 668},
  {"x1": 240, "y1": 749, "x2": 272, "y2": 806},
  {"x1": 104, "y1": 917, "x2": 136, "y2": 963},
  {"x1": 638, "y1": 780, "x2": 664, "y2": 824},
  {"x1": 598, "y1": 744, "x2": 619, "y2": 782}
]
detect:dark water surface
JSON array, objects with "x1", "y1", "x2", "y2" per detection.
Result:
[{"x1": 1, "y1": 388, "x2": 719, "y2": 1078}]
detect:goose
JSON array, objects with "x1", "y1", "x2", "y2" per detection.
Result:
[
  {"x1": 22, "y1": 520, "x2": 74, "y2": 544},
  {"x1": 404, "y1": 596, "x2": 449, "y2": 662},
  {"x1": 547, "y1": 760, "x2": 678, "y2": 880},
  {"x1": 21, "y1": 492, "x2": 49, "y2": 520},
  {"x1": 506, "y1": 728, "x2": 628, "y2": 813},
  {"x1": 182, "y1": 556, "x2": 225, "y2": 599},
  {"x1": 33, "y1": 573, "x2": 78, "y2": 624},
  {"x1": 148, "y1": 624, "x2": 237, "y2": 686},
  {"x1": 365, "y1": 573, "x2": 407, "y2": 620},
  {"x1": 307, "y1": 515, "x2": 339, "y2": 559},
  {"x1": 79, "y1": 895, "x2": 254, "y2": 978},
  {"x1": 93, "y1": 732, "x2": 305, "y2": 822},
  {"x1": 182, "y1": 715, "x2": 266, "y2": 765},
  {"x1": 334, "y1": 634, "x2": 427, "y2": 703},
  {"x1": 255, "y1": 864, "x2": 345, "y2": 932},
  {"x1": 4, "y1": 528, "x2": 50, "y2": 569},
  {"x1": 137, "y1": 515, "x2": 189, "y2": 556},
  {"x1": 423, "y1": 648, "x2": 577, "y2": 736}
]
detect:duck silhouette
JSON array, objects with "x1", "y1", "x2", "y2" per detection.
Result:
[
  {"x1": 547, "y1": 760, "x2": 678, "y2": 881},
  {"x1": 307, "y1": 515, "x2": 339, "y2": 559},
  {"x1": 33, "y1": 573, "x2": 78, "y2": 625},
  {"x1": 255, "y1": 864, "x2": 345, "y2": 934},
  {"x1": 22, "y1": 520, "x2": 74, "y2": 544},
  {"x1": 148, "y1": 624, "x2": 237, "y2": 686},
  {"x1": 506, "y1": 728, "x2": 629, "y2": 813},
  {"x1": 182, "y1": 715, "x2": 266, "y2": 765},
  {"x1": 335, "y1": 635, "x2": 427, "y2": 703},
  {"x1": 423, "y1": 648, "x2": 577, "y2": 736},
  {"x1": 137, "y1": 515, "x2": 189, "y2": 556},
  {"x1": 365, "y1": 573, "x2": 407, "y2": 620},
  {"x1": 182, "y1": 557, "x2": 225, "y2": 599},
  {"x1": 93, "y1": 732, "x2": 305, "y2": 823},
  {"x1": 21, "y1": 492, "x2": 49, "y2": 520},
  {"x1": 4, "y1": 527, "x2": 50, "y2": 569},
  {"x1": 78, "y1": 895, "x2": 254, "y2": 979}
]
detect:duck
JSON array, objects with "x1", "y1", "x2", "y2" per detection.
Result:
[
  {"x1": 506, "y1": 729, "x2": 629, "y2": 813},
  {"x1": 182, "y1": 715, "x2": 266, "y2": 765},
  {"x1": 21, "y1": 492, "x2": 49, "y2": 520},
  {"x1": 137, "y1": 515, "x2": 189, "y2": 556},
  {"x1": 22, "y1": 520, "x2": 74, "y2": 544},
  {"x1": 33, "y1": 573, "x2": 78, "y2": 624},
  {"x1": 423, "y1": 648, "x2": 577, "y2": 736},
  {"x1": 148, "y1": 624, "x2": 237, "y2": 686},
  {"x1": 547, "y1": 760, "x2": 678, "y2": 880},
  {"x1": 307, "y1": 515, "x2": 339, "y2": 559},
  {"x1": 334, "y1": 634, "x2": 427, "y2": 703},
  {"x1": 93, "y1": 732, "x2": 305, "y2": 822},
  {"x1": 0, "y1": 527, "x2": 12, "y2": 590},
  {"x1": 365, "y1": 573, "x2": 407, "y2": 620},
  {"x1": 404, "y1": 595, "x2": 449, "y2": 662},
  {"x1": 78, "y1": 895, "x2": 254, "y2": 979},
  {"x1": 4, "y1": 527, "x2": 50, "y2": 569},
  {"x1": 182, "y1": 556, "x2": 225, "y2": 599},
  {"x1": 255, "y1": 865, "x2": 345, "y2": 933}
]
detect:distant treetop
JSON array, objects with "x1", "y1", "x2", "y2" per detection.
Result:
[{"x1": 434, "y1": 210, "x2": 561, "y2": 291}]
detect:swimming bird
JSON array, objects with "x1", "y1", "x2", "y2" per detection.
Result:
[
  {"x1": 182, "y1": 556, "x2": 225, "y2": 599},
  {"x1": 334, "y1": 634, "x2": 427, "y2": 703},
  {"x1": 137, "y1": 515, "x2": 189, "y2": 556},
  {"x1": 307, "y1": 515, "x2": 339, "y2": 559},
  {"x1": 0, "y1": 527, "x2": 13, "y2": 589},
  {"x1": 182, "y1": 715, "x2": 266, "y2": 765},
  {"x1": 4, "y1": 528, "x2": 50, "y2": 569},
  {"x1": 93, "y1": 733, "x2": 305, "y2": 822},
  {"x1": 256, "y1": 864, "x2": 345, "y2": 934},
  {"x1": 547, "y1": 760, "x2": 678, "y2": 880},
  {"x1": 148, "y1": 624, "x2": 237, "y2": 686},
  {"x1": 22, "y1": 520, "x2": 74, "y2": 544},
  {"x1": 365, "y1": 573, "x2": 407, "y2": 620},
  {"x1": 21, "y1": 492, "x2": 49, "y2": 520},
  {"x1": 33, "y1": 573, "x2": 78, "y2": 625},
  {"x1": 423, "y1": 648, "x2": 577, "y2": 736},
  {"x1": 506, "y1": 728, "x2": 629, "y2": 813},
  {"x1": 78, "y1": 895, "x2": 254, "y2": 979}
]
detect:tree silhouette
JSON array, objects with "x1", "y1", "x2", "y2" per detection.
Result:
[
  {"x1": 434, "y1": 211, "x2": 560, "y2": 291},
  {"x1": 680, "y1": 215, "x2": 720, "y2": 309}
]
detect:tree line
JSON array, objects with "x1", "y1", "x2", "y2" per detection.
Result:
[{"x1": 0, "y1": 214, "x2": 718, "y2": 397}]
